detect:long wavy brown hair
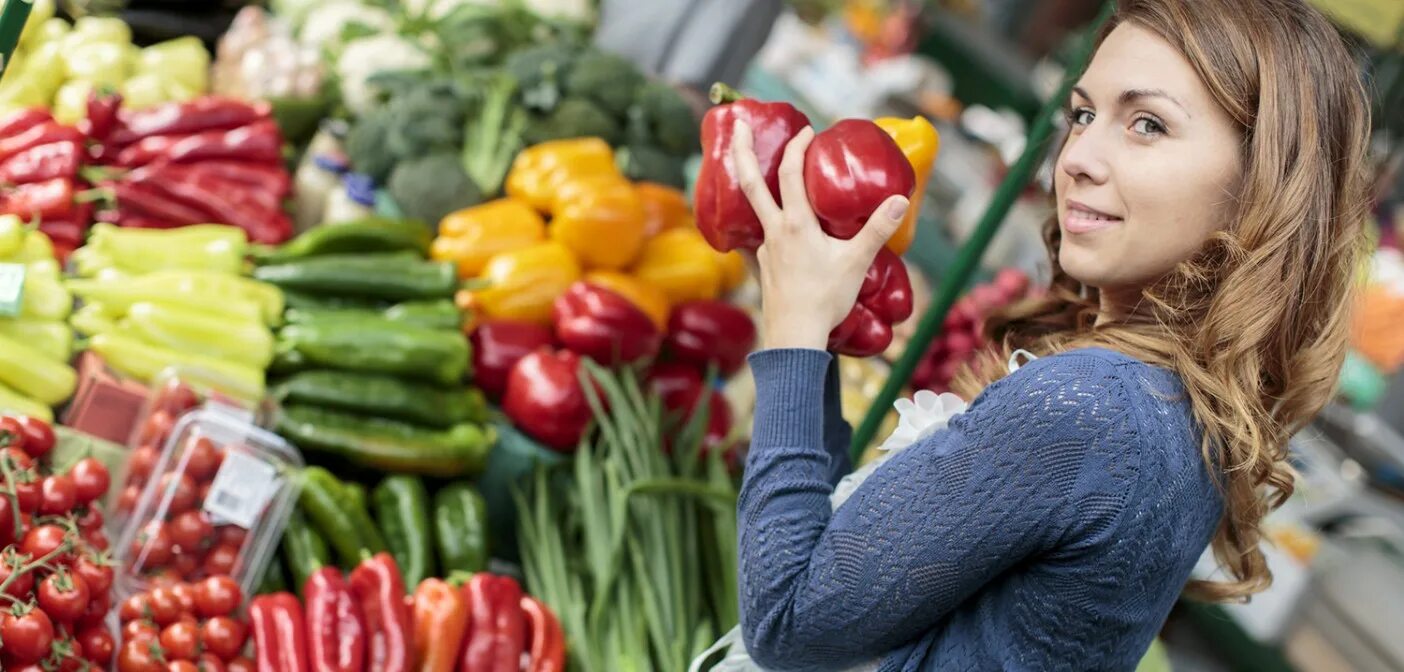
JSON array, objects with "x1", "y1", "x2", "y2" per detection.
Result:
[{"x1": 952, "y1": 0, "x2": 1372, "y2": 601}]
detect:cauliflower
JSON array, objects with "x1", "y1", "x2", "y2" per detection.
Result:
[
  {"x1": 299, "y1": 1, "x2": 394, "y2": 51},
  {"x1": 336, "y1": 34, "x2": 433, "y2": 116},
  {"x1": 523, "y1": 0, "x2": 593, "y2": 23},
  {"x1": 403, "y1": 0, "x2": 498, "y2": 22}
]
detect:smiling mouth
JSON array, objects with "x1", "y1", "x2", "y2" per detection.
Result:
[{"x1": 1063, "y1": 200, "x2": 1123, "y2": 234}]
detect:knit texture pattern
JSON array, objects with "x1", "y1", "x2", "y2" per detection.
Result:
[{"x1": 740, "y1": 347, "x2": 1223, "y2": 671}]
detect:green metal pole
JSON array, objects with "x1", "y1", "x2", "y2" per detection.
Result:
[
  {"x1": 0, "y1": 0, "x2": 34, "y2": 79},
  {"x1": 849, "y1": 2, "x2": 1115, "y2": 460}
]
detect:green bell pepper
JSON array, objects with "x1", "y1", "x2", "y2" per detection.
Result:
[
  {"x1": 433, "y1": 482, "x2": 489, "y2": 574},
  {"x1": 372, "y1": 475, "x2": 436, "y2": 588},
  {"x1": 275, "y1": 404, "x2": 494, "y2": 477},
  {"x1": 275, "y1": 318, "x2": 469, "y2": 385},
  {"x1": 273, "y1": 370, "x2": 487, "y2": 428},
  {"x1": 254, "y1": 217, "x2": 432, "y2": 265},
  {"x1": 253, "y1": 252, "x2": 459, "y2": 301}
]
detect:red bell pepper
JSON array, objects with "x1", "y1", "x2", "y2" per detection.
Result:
[
  {"x1": 0, "y1": 109, "x2": 54, "y2": 138},
  {"x1": 803, "y1": 119, "x2": 916, "y2": 240},
  {"x1": 347, "y1": 552, "x2": 412, "y2": 672},
  {"x1": 694, "y1": 83, "x2": 810, "y2": 252},
  {"x1": 647, "y1": 361, "x2": 732, "y2": 452},
  {"x1": 249, "y1": 592, "x2": 310, "y2": 672},
  {"x1": 828, "y1": 247, "x2": 913, "y2": 357},
  {"x1": 109, "y1": 96, "x2": 271, "y2": 146},
  {"x1": 460, "y1": 574, "x2": 527, "y2": 672},
  {"x1": 470, "y1": 320, "x2": 555, "y2": 400},
  {"x1": 0, "y1": 122, "x2": 85, "y2": 164},
  {"x1": 551, "y1": 281, "x2": 662, "y2": 366},
  {"x1": 79, "y1": 91, "x2": 123, "y2": 143},
  {"x1": 305, "y1": 567, "x2": 366, "y2": 672},
  {"x1": 0, "y1": 178, "x2": 75, "y2": 220},
  {"x1": 116, "y1": 120, "x2": 284, "y2": 167},
  {"x1": 0, "y1": 141, "x2": 82, "y2": 184},
  {"x1": 502, "y1": 348, "x2": 593, "y2": 452},
  {"x1": 664, "y1": 300, "x2": 756, "y2": 377},
  {"x1": 521, "y1": 596, "x2": 565, "y2": 672}
]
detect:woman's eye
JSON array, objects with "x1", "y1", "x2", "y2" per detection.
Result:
[
  {"x1": 1131, "y1": 116, "x2": 1167, "y2": 137},
  {"x1": 1067, "y1": 108, "x2": 1095, "y2": 126}
]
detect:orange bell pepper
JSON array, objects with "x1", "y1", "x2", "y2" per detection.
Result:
[
  {"x1": 874, "y1": 116, "x2": 939, "y2": 255},
  {"x1": 635, "y1": 182, "x2": 693, "y2": 238},
  {"x1": 504, "y1": 137, "x2": 619, "y2": 214},
  {"x1": 631, "y1": 228, "x2": 723, "y2": 304},
  {"x1": 469, "y1": 241, "x2": 582, "y2": 325},
  {"x1": 550, "y1": 175, "x2": 647, "y2": 270},
  {"x1": 584, "y1": 270, "x2": 670, "y2": 330},
  {"x1": 715, "y1": 249, "x2": 747, "y2": 294},
  {"x1": 432, "y1": 198, "x2": 546, "y2": 279}
]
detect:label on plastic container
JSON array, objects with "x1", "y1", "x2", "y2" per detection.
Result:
[
  {"x1": 203, "y1": 450, "x2": 279, "y2": 529},
  {"x1": 0, "y1": 263, "x2": 25, "y2": 317}
]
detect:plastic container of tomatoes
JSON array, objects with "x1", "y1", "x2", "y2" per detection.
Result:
[
  {"x1": 112, "y1": 407, "x2": 303, "y2": 603},
  {"x1": 109, "y1": 366, "x2": 269, "y2": 533}
]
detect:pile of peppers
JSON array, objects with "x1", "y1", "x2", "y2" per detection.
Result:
[
  {"x1": 695, "y1": 84, "x2": 940, "y2": 357},
  {"x1": 253, "y1": 551, "x2": 565, "y2": 672},
  {"x1": 0, "y1": 224, "x2": 76, "y2": 418},
  {"x1": 0, "y1": 108, "x2": 93, "y2": 261}
]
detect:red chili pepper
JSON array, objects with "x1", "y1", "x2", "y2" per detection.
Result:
[
  {"x1": 664, "y1": 300, "x2": 757, "y2": 377},
  {"x1": 305, "y1": 567, "x2": 366, "y2": 672},
  {"x1": 182, "y1": 160, "x2": 292, "y2": 198},
  {"x1": 0, "y1": 178, "x2": 75, "y2": 219},
  {"x1": 110, "y1": 97, "x2": 271, "y2": 146},
  {"x1": 0, "y1": 141, "x2": 83, "y2": 184},
  {"x1": 647, "y1": 361, "x2": 732, "y2": 452},
  {"x1": 79, "y1": 90, "x2": 123, "y2": 143},
  {"x1": 469, "y1": 320, "x2": 555, "y2": 400},
  {"x1": 460, "y1": 574, "x2": 527, "y2": 672},
  {"x1": 551, "y1": 281, "x2": 662, "y2": 366},
  {"x1": 36, "y1": 200, "x2": 92, "y2": 247},
  {"x1": 802, "y1": 119, "x2": 915, "y2": 240},
  {"x1": 249, "y1": 592, "x2": 310, "y2": 672},
  {"x1": 0, "y1": 122, "x2": 86, "y2": 164},
  {"x1": 520, "y1": 596, "x2": 565, "y2": 672},
  {"x1": 502, "y1": 348, "x2": 592, "y2": 452},
  {"x1": 109, "y1": 179, "x2": 211, "y2": 226},
  {"x1": 127, "y1": 163, "x2": 292, "y2": 243},
  {"x1": 114, "y1": 212, "x2": 180, "y2": 229},
  {"x1": 694, "y1": 83, "x2": 810, "y2": 252},
  {"x1": 150, "y1": 161, "x2": 285, "y2": 213},
  {"x1": 0, "y1": 108, "x2": 54, "y2": 138},
  {"x1": 116, "y1": 120, "x2": 284, "y2": 167},
  {"x1": 828, "y1": 247, "x2": 913, "y2": 357},
  {"x1": 347, "y1": 552, "x2": 411, "y2": 672}
]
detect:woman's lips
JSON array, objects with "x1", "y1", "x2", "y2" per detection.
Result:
[{"x1": 1063, "y1": 200, "x2": 1123, "y2": 234}]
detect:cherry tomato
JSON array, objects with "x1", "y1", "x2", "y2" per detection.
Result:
[
  {"x1": 9, "y1": 664, "x2": 43, "y2": 672},
  {"x1": 134, "y1": 521, "x2": 174, "y2": 568},
  {"x1": 1, "y1": 608, "x2": 55, "y2": 663},
  {"x1": 215, "y1": 526, "x2": 247, "y2": 548},
  {"x1": 200, "y1": 617, "x2": 245, "y2": 660},
  {"x1": 147, "y1": 586, "x2": 183, "y2": 626},
  {"x1": 147, "y1": 567, "x2": 184, "y2": 586},
  {"x1": 200, "y1": 545, "x2": 240, "y2": 580},
  {"x1": 118, "y1": 638, "x2": 166, "y2": 672},
  {"x1": 197, "y1": 481, "x2": 213, "y2": 504},
  {"x1": 78, "y1": 590, "x2": 110, "y2": 628},
  {"x1": 128, "y1": 446, "x2": 161, "y2": 485},
  {"x1": 0, "y1": 416, "x2": 26, "y2": 452},
  {"x1": 15, "y1": 416, "x2": 55, "y2": 458},
  {"x1": 84, "y1": 529, "x2": 110, "y2": 552},
  {"x1": 169, "y1": 661, "x2": 200, "y2": 672},
  {"x1": 50, "y1": 637, "x2": 85, "y2": 672},
  {"x1": 171, "y1": 550, "x2": 200, "y2": 579},
  {"x1": 196, "y1": 652, "x2": 227, "y2": 672},
  {"x1": 38, "y1": 571, "x2": 90, "y2": 624},
  {"x1": 139, "y1": 411, "x2": 174, "y2": 448},
  {"x1": 73, "y1": 555, "x2": 114, "y2": 597},
  {"x1": 116, "y1": 484, "x2": 143, "y2": 516},
  {"x1": 0, "y1": 552, "x2": 35, "y2": 598},
  {"x1": 122, "y1": 618, "x2": 160, "y2": 643},
  {"x1": 22, "y1": 524, "x2": 71, "y2": 563},
  {"x1": 0, "y1": 492, "x2": 15, "y2": 545},
  {"x1": 160, "y1": 621, "x2": 201, "y2": 661},
  {"x1": 184, "y1": 438, "x2": 222, "y2": 483},
  {"x1": 119, "y1": 594, "x2": 152, "y2": 623},
  {"x1": 78, "y1": 626, "x2": 116, "y2": 665},
  {"x1": 69, "y1": 458, "x2": 111, "y2": 505},
  {"x1": 75, "y1": 505, "x2": 104, "y2": 532},
  {"x1": 2, "y1": 445, "x2": 33, "y2": 469},
  {"x1": 157, "y1": 382, "x2": 200, "y2": 417},
  {"x1": 161, "y1": 473, "x2": 198, "y2": 515},
  {"x1": 225, "y1": 658, "x2": 254, "y2": 672},
  {"x1": 40, "y1": 474, "x2": 78, "y2": 515},
  {"x1": 168, "y1": 581, "x2": 197, "y2": 613},
  {"x1": 194, "y1": 575, "x2": 241, "y2": 618},
  {"x1": 13, "y1": 469, "x2": 41, "y2": 513},
  {"x1": 169, "y1": 511, "x2": 214, "y2": 554}
]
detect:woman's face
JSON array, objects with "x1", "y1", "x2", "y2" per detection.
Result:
[{"x1": 1054, "y1": 23, "x2": 1244, "y2": 300}]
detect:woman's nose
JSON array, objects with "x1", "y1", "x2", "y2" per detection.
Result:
[{"x1": 1058, "y1": 128, "x2": 1111, "y2": 185}]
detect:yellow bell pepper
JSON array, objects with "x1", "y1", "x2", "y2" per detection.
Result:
[
  {"x1": 631, "y1": 228, "x2": 723, "y2": 304},
  {"x1": 469, "y1": 242, "x2": 582, "y2": 325},
  {"x1": 550, "y1": 176, "x2": 647, "y2": 270},
  {"x1": 433, "y1": 198, "x2": 546, "y2": 279},
  {"x1": 715, "y1": 249, "x2": 748, "y2": 294},
  {"x1": 874, "y1": 116, "x2": 940, "y2": 255},
  {"x1": 505, "y1": 138, "x2": 619, "y2": 214},
  {"x1": 584, "y1": 271, "x2": 670, "y2": 330},
  {"x1": 635, "y1": 182, "x2": 694, "y2": 238}
]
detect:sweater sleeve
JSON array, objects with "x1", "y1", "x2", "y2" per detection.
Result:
[
  {"x1": 739, "y1": 349, "x2": 1141, "y2": 671},
  {"x1": 822, "y1": 356, "x2": 854, "y2": 486}
]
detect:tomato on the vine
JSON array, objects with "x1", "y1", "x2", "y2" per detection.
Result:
[
  {"x1": 40, "y1": 474, "x2": 78, "y2": 515},
  {"x1": 194, "y1": 575, "x2": 240, "y2": 618},
  {"x1": 168, "y1": 582, "x2": 197, "y2": 613},
  {"x1": 117, "y1": 638, "x2": 167, "y2": 672},
  {"x1": 76, "y1": 505, "x2": 104, "y2": 532},
  {"x1": 0, "y1": 493, "x2": 15, "y2": 545},
  {"x1": 161, "y1": 473, "x2": 199, "y2": 515},
  {"x1": 79, "y1": 590, "x2": 111, "y2": 628},
  {"x1": 171, "y1": 550, "x2": 201, "y2": 579},
  {"x1": 169, "y1": 511, "x2": 214, "y2": 553},
  {"x1": 160, "y1": 620, "x2": 201, "y2": 661},
  {"x1": 49, "y1": 637, "x2": 85, "y2": 672},
  {"x1": 200, "y1": 617, "x2": 245, "y2": 660},
  {"x1": 119, "y1": 593, "x2": 152, "y2": 622},
  {"x1": 196, "y1": 652, "x2": 226, "y2": 672},
  {"x1": 74, "y1": 555, "x2": 114, "y2": 596},
  {"x1": 0, "y1": 416, "x2": 27, "y2": 452},
  {"x1": 78, "y1": 626, "x2": 116, "y2": 665},
  {"x1": 134, "y1": 521, "x2": 174, "y2": 567},
  {"x1": 1, "y1": 607, "x2": 55, "y2": 663},
  {"x1": 22, "y1": 524, "x2": 71, "y2": 563},
  {"x1": 0, "y1": 553, "x2": 34, "y2": 598},
  {"x1": 84, "y1": 528, "x2": 111, "y2": 552},
  {"x1": 147, "y1": 586, "x2": 184, "y2": 625},
  {"x1": 70, "y1": 458, "x2": 110, "y2": 505},
  {"x1": 13, "y1": 469, "x2": 41, "y2": 513},
  {"x1": 38, "y1": 571, "x2": 90, "y2": 624},
  {"x1": 184, "y1": 438, "x2": 222, "y2": 483},
  {"x1": 169, "y1": 661, "x2": 200, "y2": 672},
  {"x1": 15, "y1": 417, "x2": 55, "y2": 458}
]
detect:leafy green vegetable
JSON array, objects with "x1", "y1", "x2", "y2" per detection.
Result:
[
  {"x1": 523, "y1": 97, "x2": 620, "y2": 146},
  {"x1": 387, "y1": 152, "x2": 484, "y2": 228},
  {"x1": 628, "y1": 81, "x2": 700, "y2": 157},
  {"x1": 501, "y1": 42, "x2": 580, "y2": 111},
  {"x1": 564, "y1": 49, "x2": 645, "y2": 118},
  {"x1": 462, "y1": 73, "x2": 527, "y2": 197}
]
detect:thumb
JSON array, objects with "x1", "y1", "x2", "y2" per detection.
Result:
[{"x1": 856, "y1": 195, "x2": 909, "y2": 254}]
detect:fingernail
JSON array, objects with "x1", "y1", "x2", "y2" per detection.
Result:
[{"x1": 887, "y1": 198, "x2": 909, "y2": 219}]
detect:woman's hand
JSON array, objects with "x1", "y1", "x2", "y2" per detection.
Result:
[{"x1": 732, "y1": 120, "x2": 909, "y2": 351}]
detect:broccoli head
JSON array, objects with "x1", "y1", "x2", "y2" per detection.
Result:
[
  {"x1": 631, "y1": 81, "x2": 700, "y2": 156},
  {"x1": 387, "y1": 152, "x2": 484, "y2": 229},
  {"x1": 344, "y1": 107, "x2": 398, "y2": 183},
  {"x1": 564, "y1": 49, "x2": 645, "y2": 118},
  {"x1": 383, "y1": 84, "x2": 467, "y2": 159},
  {"x1": 502, "y1": 43, "x2": 580, "y2": 111},
  {"x1": 522, "y1": 98, "x2": 621, "y2": 146}
]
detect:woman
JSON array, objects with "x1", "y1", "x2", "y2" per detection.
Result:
[{"x1": 730, "y1": 0, "x2": 1372, "y2": 669}]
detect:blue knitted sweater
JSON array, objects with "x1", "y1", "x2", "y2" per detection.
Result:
[{"x1": 739, "y1": 347, "x2": 1224, "y2": 671}]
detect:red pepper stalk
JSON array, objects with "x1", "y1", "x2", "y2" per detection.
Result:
[
  {"x1": 694, "y1": 83, "x2": 811, "y2": 252},
  {"x1": 109, "y1": 96, "x2": 272, "y2": 147},
  {"x1": 470, "y1": 320, "x2": 555, "y2": 400},
  {"x1": 828, "y1": 247, "x2": 914, "y2": 357},
  {"x1": 551, "y1": 281, "x2": 662, "y2": 366},
  {"x1": 460, "y1": 573, "x2": 527, "y2": 672},
  {"x1": 502, "y1": 348, "x2": 594, "y2": 452},
  {"x1": 348, "y1": 552, "x2": 412, "y2": 672},
  {"x1": 663, "y1": 299, "x2": 757, "y2": 377},
  {"x1": 249, "y1": 592, "x2": 311, "y2": 672},
  {"x1": 802, "y1": 118, "x2": 916, "y2": 240},
  {"x1": 305, "y1": 566, "x2": 367, "y2": 672},
  {"x1": 115, "y1": 120, "x2": 285, "y2": 168},
  {"x1": 521, "y1": 596, "x2": 565, "y2": 672}
]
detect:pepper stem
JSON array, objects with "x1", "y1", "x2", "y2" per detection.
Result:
[{"x1": 709, "y1": 82, "x2": 746, "y2": 105}]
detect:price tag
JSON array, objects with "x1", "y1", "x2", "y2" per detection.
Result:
[
  {"x1": 203, "y1": 450, "x2": 279, "y2": 529},
  {"x1": 0, "y1": 263, "x2": 25, "y2": 317}
]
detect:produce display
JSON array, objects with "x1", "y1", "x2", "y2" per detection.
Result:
[
  {"x1": 0, "y1": 228, "x2": 75, "y2": 420},
  {"x1": 910, "y1": 268, "x2": 1033, "y2": 393},
  {"x1": 116, "y1": 577, "x2": 251, "y2": 670}
]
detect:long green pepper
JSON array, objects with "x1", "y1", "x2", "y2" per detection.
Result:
[
  {"x1": 274, "y1": 370, "x2": 487, "y2": 428},
  {"x1": 275, "y1": 318, "x2": 470, "y2": 385},
  {"x1": 433, "y1": 481, "x2": 490, "y2": 574},
  {"x1": 276, "y1": 404, "x2": 494, "y2": 476},
  {"x1": 281, "y1": 506, "x2": 333, "y2": 592},
  {"x1": 253, "y1": 251, "x2": 459, "y2": 301},
  {"x1": 298, "y1": 467, "x2": 372, "y2": 569},
  {"x1": 372, "y1": 476, "x2": 436, "y2": 588}
]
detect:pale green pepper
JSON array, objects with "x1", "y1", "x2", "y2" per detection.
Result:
[
  {"x1": 82, "y1": 224, "x2": 247, "y2": 276},
  {"x1": 17, "y1": 231, "x2": 54, "y2": 264},
  {"x1": 119, "y1": 73, "x2": 167, "y2": 111},
  {"x1": 0, "y1": 382, "x2": 52, "y2": 423},
  {"x1": 66, "y1": 278, "x2": 264, "y2": 324},
  {"x1": 0, "y1": 217, "x2": 24, "y2": 258},
  {"x1": 20, "y1": 274, "x2": 71, "y2": 322},
  {"x1": 69, "y1": 303, "x2": 117, "y2": 337},
  {"x1": 0, "y1": 319, "x2": 72, "y2": 363},
  {"x1": 53, "y1": 80, "x2": 95, "y2": 125},
  {"x1": 90, "y1": 331, "x2": 265, "y2": 395},
  {"x1": 138, "y1": 37, "x2": 209, "y2": 92},
  {"x1": 124, "y1": 301, "x2": 273, "y2": 369},
  {"x1": 127, "y1": 270, "x2": 284, "y2": 326},
  {"x1": 0, "y1": 332, "x2": 76, "y2": 405},
  {"x1": 18, "y1": 0, "x2": 58, "y2": 50},
  {"x1": 71, "y1": 16, "x2": 131, "y2": 44}
]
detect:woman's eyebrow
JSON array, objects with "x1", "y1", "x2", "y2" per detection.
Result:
[{"x1": 1070, "y1": 85, "x2": 1193, "y2": 118}]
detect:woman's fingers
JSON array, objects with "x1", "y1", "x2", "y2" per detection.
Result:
[
  {"x1": 730, "y1": 120, "x2": 782, "y2": 228},
  {"x1": 851, "y1": 195, "x2": 909, "y2": 256},
  {"x1": 777, "y1": 127, "x2": 817, "y2": 228}
]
